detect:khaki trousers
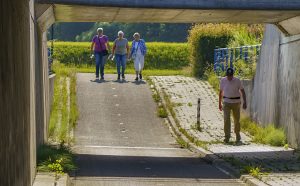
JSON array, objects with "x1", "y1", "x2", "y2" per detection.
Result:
[{"x1": 223, "y1": 102, "x2": 241, "y2": 140}]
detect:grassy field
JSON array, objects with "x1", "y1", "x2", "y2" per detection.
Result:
[{"x1": 51, "y1": 42, "x2": 190, "y2": 70}]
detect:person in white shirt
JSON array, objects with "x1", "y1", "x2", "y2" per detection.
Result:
[{"x1": 219, "y1": 67, "x2": 247, "y2": 143}]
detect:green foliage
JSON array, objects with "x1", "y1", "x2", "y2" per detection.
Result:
[
  {"x1": 234, "y1": 59, "x2": 257, "y2": 79},
  {"x1": 205, "y1": 59, "x2": 257, "y2": 93},
  {"x1": 240, "y1": 116, "x2": 286, "y2": 146},
  {"x1": 48, "y1": 23, "x2": 94, "y2": 41},
  {"x1": 37, "y1": 144, "x2": 76, "y2": 173},
  {"x1": 204, "y1": 66, "x2": 223, "y2": 93},
  {"x1": 152, "y1": 93, "x2": 161, "y2": 103},
  {"x1": 188, "y1": 24, "x2": 263, "y2": 77},
  {"x1": 75, "y1": 22, "x2": 191, "y2": 42},
  {"x1": 242, "y1": 165, "x2": 266, "y2": 180},
  {"x1": 158, "y1": 105, "x2": 168, "y2": 118},
  {"x1": 284, "y1": 144, "x2": 289, "y2": 150},
  {"x1": 228, "y1": 24, "x2": 264, "y2": 48},
  {"x1": 48, "y1": 158, "x2": 64, "y2": 180},
  {"x1": 52, "y1": 42, "x2": 190, "y2": 70}
]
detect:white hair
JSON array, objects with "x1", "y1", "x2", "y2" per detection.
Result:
[
  {"x1": 97, "y1": 28, "x2": 103, "y2": 33},
  {"x1": 118, "y1": 30, "x2": 124, "y2": 36},
  {"x1": 133, "y1": 32, "x2": 140, "y2": 37}
]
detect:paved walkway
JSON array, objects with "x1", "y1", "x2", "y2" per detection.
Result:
[
  {"x1": 71, "y1": 73, "x2": 243, "y2": 186},
  {"x1": 150, "y1": 76, "x2": 300, "y2": 186}
]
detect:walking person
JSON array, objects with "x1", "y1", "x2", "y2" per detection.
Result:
[
  {"x1": 219, "y1": 67, "x2": 247, "y2": 144},
  {"x1": 112, "y1": 31, "x2": 130, "y2": 80},
  {"x1": 91, "y1": 28, "x2": 110, "y2": 80},
  {"x1": 130, "y1": 33, "x2": 147, "y2": 81}
]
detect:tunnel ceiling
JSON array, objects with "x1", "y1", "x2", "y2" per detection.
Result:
[
  {"x1": 36, "y1": 0, "x2": 300, "y2": 35},
  {"x1": 50, "y1": 4, "x2": 300, "y2": 24}
]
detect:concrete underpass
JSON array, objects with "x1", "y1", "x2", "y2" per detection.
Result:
[{"x1": 1, "y1": 0, "x2": 300, "y2": 185}]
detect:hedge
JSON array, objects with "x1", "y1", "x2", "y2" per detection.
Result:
[{"x1": 52, "y1": 42, "x2": 190, "y2": 70}]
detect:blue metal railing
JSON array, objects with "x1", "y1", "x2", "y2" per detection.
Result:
[
  {"x1": 48, "y1": 47, "x2": 53, "y2": 75},
  {"x1": 214, "y1": 44, "x2": 261, "y2": 73}
]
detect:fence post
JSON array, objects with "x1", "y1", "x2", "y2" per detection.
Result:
[
  {"x1": 214, "y1": 49, "x2": 218, "y2": 71},
  {"x1": 256, "y1": 45, "x2": 260, "y2": 58},
  {"x1": 244, "y1": 46, "x2": 248, "y2": 62},
  {"x1": 197, "y1": 98, "x2": 201, "y2": 131},
  {"x1": 230, "y1": 48, "x2": 234, "y2": 68},
  {"x1": 239, "y1": 47, "x2": 243, "y2": 60}
]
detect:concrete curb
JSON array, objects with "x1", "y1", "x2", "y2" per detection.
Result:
[
  {"x1": 150, "y1": 77, "x2": 267, "y2": 186},
  {"x1": 33, "y1": 172, "x2": 70, "y2": 186}
]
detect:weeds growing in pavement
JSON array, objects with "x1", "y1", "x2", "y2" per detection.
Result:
[
  {"x1": 37, "y1": 144, "x2": 76, "y2": 174},
  {"x1": 158, "y1": 105, "x2": 168, "y2": 118},
  {"x1": 240, "y1": 116, "x2": 286, "y2": 146}
]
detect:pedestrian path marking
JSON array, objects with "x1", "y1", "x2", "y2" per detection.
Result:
[{"x1": 83, "y1": 145, "x2": 184, "y2": 151}]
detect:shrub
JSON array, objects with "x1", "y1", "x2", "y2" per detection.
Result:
[
  {"x1": 52, "y1": 42, "x2": 190, "y2": 70},
  {"x1": 188, "y1": 24, "x2": 236, "y2": 77}
]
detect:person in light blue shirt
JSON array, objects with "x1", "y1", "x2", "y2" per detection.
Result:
[{"x1": 130, "y1": 33, "x2": 147, "y2": 81}]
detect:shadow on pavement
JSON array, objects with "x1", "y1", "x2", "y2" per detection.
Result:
[
  {"x1": 132, "y1": 80, "x2": 146, "y2": 85},
  {"x1": 73, "y1": 154, "x2": 232, "y2": 179}
]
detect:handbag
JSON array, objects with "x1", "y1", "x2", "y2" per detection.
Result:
[{"x1": 98, "y1": 36, "x2": 109, "y2": 56}]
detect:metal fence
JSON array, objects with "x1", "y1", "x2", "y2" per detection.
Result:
[
  {"x1": 214, "y1": 44, "x2": 261, "y2": 73},
  {"x1": 48, "y1": 47, "x2": 53, "y2": 75}
]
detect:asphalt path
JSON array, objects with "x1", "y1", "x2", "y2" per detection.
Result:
[{"x1": 71, "y1": 73, "x2": 244, "y2": 186}]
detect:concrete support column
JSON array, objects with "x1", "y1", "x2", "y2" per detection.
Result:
[
  {"x1": 0, "y1": 0, "x2": 36, "y2": 185},
  {"x1": 35, "y1": 4, "x2": 55, "y2": 147}
]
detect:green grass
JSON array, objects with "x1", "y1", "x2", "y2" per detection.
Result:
[
  {"x1": 37, "y1": 144, "x2": 76, "y2": 173},
  {"x1": 240, "y1": 116, "x2": 286, "y2": 146},
  {"x1": 67, "y1": 64, "x2": 192, "y2": 77},
  {"x1": 49, "y1": 62, "x2": 79, "y2": 143},
  {"x1": 157, "y1": 105, "x2": 168, "y2": 118}
]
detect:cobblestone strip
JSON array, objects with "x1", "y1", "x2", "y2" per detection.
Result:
[{"x1": 151, "y1": 76, "x2": 250, "y2": 143}]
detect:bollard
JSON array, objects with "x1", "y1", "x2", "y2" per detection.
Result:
[{"x1": 197, "y1": 98, "x2": 201, "y2": 131}]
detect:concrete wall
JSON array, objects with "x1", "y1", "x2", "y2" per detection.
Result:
[
  {"x1": 250, "y1": 24, "x2": 300, "y2": 148},
  {"x1": 0, "y1": 0, "x2": 36, "y2": 185},
  {"x1": 240, "y1": 80, "x2": 253, "y2": 117},
  {"x1": 251, "y1": 24, "x2": 281, "y2": 126},
  {"x1": 277, "y1": 34, "x2": 300, "y2": 148}
]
